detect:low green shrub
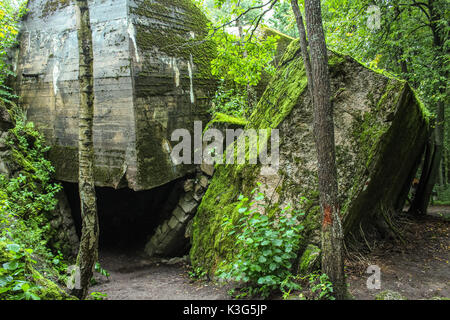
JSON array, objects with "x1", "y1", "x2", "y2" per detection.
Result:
[
  {"x1": 216, "y1": 185, "x2": 304, "y2": 298},
  {"x1": 302, "y1": 272, "x2": 335, "y2": 300}
]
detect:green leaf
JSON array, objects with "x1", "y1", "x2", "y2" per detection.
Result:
[
  {"x1": 25, "y1": 291, "x2": 41, "y2": 300},
  {"x1": 21, "y1": 282, "x2": 30, "y2": 292},
  {"x1": 252, "y1": 265, "x2": 262, "y2": 272},
  {"x1": 0, "y1": 275, "x2": 13, "y2": 287},
  {"x1": 255, "y1": 195, "x2": 264, "y2": 201},
  {"x1": 3, "y1": 261, "x2": 19, "y2": 271},
  {"x1": 273, "y1": 239, "x2": 283, "y2": 246}
]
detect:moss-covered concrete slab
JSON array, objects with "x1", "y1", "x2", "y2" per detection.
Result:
[
  {"x1": 190, "y1": 40, "x2": 430, "y2": 275},
  {"x1": 256, "y1": 27, "x2": 294, "y2": 99}
]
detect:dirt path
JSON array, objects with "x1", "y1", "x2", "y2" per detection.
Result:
[
  {"x1": 427, "y1": 205, "x2": 450, "y2": 220},
  {"x1": 90, "y1": 208, "x2": 449, "y2": 300},
  {"x1": 346, "y1": 210, "x2": 449, "y2": 300},
  {"x1": 89, "y1": 250, "x2": 231, "y2": 300}
]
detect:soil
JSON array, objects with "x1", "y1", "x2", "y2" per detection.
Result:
[
  {"x1": 89, "y1": 208, "x2": 449, "y2": 300},
  {"x1": 89, "y1": 251, "x2": 232, "y2": 300},
  {"x1": 345, "y1": 209, "x2": 449, "y2": 300}
]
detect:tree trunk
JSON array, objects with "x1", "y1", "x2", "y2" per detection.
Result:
[
  {"x1": 290, "y1": 0, "x2": 313, "y2": 99},
  {"x1": 409, "y1": 124, "x2": 439, "y2": 215},
  {"x1": 393, "y1": 6, "x2": 409, "y2": 78},
  {"x1": 445, "y1": 148, "x2": 449, "y2": 186},
  {"x1": 410, "y1": 0, "x2": 447, "y2": 214},
  {"x1": 72, "y1": 0, "x2": 99, "y2": 300},
  {"x1": 292, "y1": 0, "x2": 347, "y2": 299},
  {"x1": 236, "y1": 19, "x2": 257, "y2": 116}
]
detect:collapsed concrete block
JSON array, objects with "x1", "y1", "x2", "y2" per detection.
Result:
[{"x1": 190, "y1": 40, "x2": 429, "y2": 274}]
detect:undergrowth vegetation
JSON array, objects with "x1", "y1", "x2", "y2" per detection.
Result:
[
  {"x1": 214, "y1": 185, "x2": 336, "y2": 300},
  {"x1": 0, "y1": 104, "x2": 69, "y2": 299},
  {"x1": 216, "y1": 185, "x2": 304, "y2": 298},
  {"x1": 0, "y1": 238, "x2": 43, "y2": 300}
]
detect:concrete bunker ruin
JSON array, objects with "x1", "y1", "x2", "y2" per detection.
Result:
[
  {"x1": 15, "y1": 0, "x2": 217, "y2": 257},
  {"x1": 13, "y1": 0, "x2": 430, "y2": 267}
]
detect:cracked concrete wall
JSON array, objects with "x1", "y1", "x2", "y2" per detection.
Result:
[{"x1": 16, "y1": 0, "x2": 216, "y2": 191}]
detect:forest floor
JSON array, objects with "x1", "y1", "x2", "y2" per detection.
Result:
[
  {"x1": 345, "y1": 208, "x2": 449, "y2": 300},
  {"x1": 89, "y1": 207, "x2": 449, "y2": 300},
  {"x1": 89, "y1": 252, "x2": 232, "y2": 300}
]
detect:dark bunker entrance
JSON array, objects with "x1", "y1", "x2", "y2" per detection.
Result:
[{"x1": 63, "y1": 178, "x2": 186, "y2": 255}]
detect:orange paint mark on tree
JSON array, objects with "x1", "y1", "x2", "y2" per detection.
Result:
[{"x1": 323, "y1": 204, "x2": 333, "y2": 227}]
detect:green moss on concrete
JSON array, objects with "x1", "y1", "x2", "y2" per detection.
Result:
[
  {"x1": 49, "y1": 145, "x2": 128, "y2": 187},
  {"x1": 260, "y1": 26, "x2": 294, "y2": 66},
  {"x1": 343, "y1": 80, "x2": 430, "y2": 233},
  {"x1": 135, "y1": 123, "x2": 180, "y2": 189},
  {"x1": 211, "y1": 113, "x2": 248, "y2": 126},
  {"x1": 41, "y1": 0, "x2": 71, "y2": 18},
  {"x1": 256, "y1": 28, "x2": 295, "y2": 97},
  {"x1": 297, "y1": 244, "x2": 321, "y2": 275},
  {"x1": 48, "y1": 145, "x2": 78, "y2": 182},
  {"x1": 249, "y1": 39, "x2": 308, "y2": 130},
  {"x1": 93, "y1": 166, "x2": 127, "y2": 188},
  {"x1": 130, "y1": 0, "x2": 218, "y2": 190},
  {"x1": 190, "y1": 38, "x2": 430, "y2": 276},
  {"x1": 190, "y1": 39, "x2": 341, "y2": 275},
  {"x1": 146, "y1": 1, "x2": 170, "y2": 15},
  {"x1": 261, "y1": 27, "x2": 294, "y2": 48},
  {"x1": 204, "y1": 112, "x2": 247, "y2": 132},
  {"x1": 132, "y1": 0, "x2": 217, "y2": 79},
  {"x1": 190, "y1": 40, "x2": 309, "y2": 274},
  {"x1": 190, "y1": 161, "x2": 261, "y2": 273}
]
